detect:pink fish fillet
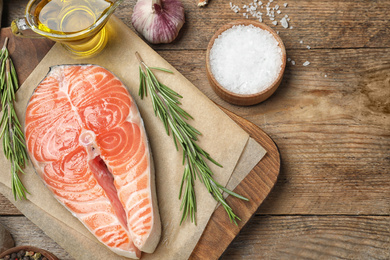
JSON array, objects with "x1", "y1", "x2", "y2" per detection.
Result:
[{"x1": 24, "y1": 65, "x2": 161, "y2": 258}]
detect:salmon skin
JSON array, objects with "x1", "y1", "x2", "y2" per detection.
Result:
[{"x1": 25, "y1": 65, "x2": 161, "y2": 259}]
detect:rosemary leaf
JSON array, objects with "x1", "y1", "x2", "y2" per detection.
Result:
[
  {"x1": 0, "y1": 38, "x2": 29, "y2": 200},
  {"x1": 135, "y1": 52, "x2": 247, "y2": 225},
  {"x1": 149, "y1": 67, "x2": 174, "y2": 73}
]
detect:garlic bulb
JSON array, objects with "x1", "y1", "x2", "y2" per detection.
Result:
[{"x1": 132, "y1": 0, "x2": 185, "y2": 44}]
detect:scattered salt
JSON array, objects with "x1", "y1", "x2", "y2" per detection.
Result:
[
  {"x1": 291, "y1": 60, "x2": 295, "y2": 65},
  {"x1": 303, "y1": 61, "x2": 310, "y2": 66},
  {"x1": 272, "y1": 21, "x2": 278, "y2": 25},
  {"x1": 287, "y1": 58, "x2": 291, "y2": 62},
  {"x1": 300, "y1": 40, "x2": 303, "y2": 44},
  {"x1": 230, "y1": 3, "x2": 241, "y2": 13},
  {"x1": 210, "y1": 25, "x2": 283, "y2": 95},
  {"x1": 280, "y1": 17, "x2": 288, "y2": 28},
  {"x1": 324, "y1": 74, "x2": 328, "y2": 77},
  {"x1": 306, "y1": 45, "x2": 311, "y2": 49},
  {"x1": 277, "y1": 10, "x2": 281, "y2": 14},
  {"x1": 284, "y1": 3, "x2": 288, "y2": 7},
  {"x1": 289, "y1": 26, "x2": 293, "y2": 29}
]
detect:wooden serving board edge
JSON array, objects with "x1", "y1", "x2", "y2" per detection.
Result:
[
  {"x1": 0, "y1": 27, "x2": 281, "y2": 259},
  {"x1": 190, "y1": 106, "x2": 281, "y2": 259}
]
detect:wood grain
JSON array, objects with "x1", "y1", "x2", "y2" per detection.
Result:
[
  {"x1": 3, "y1": 0, "x2": 390, "y2": 50},
  {"x1": 111, "y1": 0, "x2": 390, "y2": 50},
  {"x1": 1, "y1": 215, "x2": 389, "y2": 260},
  {"x1": 155, "y1": 49, "x2": 390, "y2": 216},
  {"x1": 221, "y1": 215, "x2": 390, "y2": 260},
  {"x1": 161, "y1": 49, "x2": 389, "y2": 214},
  {"x1": 1, "y1": 0, "x2": 389, "y2": 259}
]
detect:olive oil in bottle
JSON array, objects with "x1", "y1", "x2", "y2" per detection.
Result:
[
  {"x1": 32, "y1": 0, "x2": 115, "y2": 56},
  {"x1": 35, "y1": 0, "x2": 113, "y2": 34}
]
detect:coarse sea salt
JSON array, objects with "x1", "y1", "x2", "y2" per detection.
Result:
[{"x1": 210, "y1": 24, "x2": 283, "y2": 95}]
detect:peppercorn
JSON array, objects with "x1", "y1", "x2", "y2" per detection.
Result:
[{"x1": 17, "y1": 249, "x2": 25, "y2": 258}]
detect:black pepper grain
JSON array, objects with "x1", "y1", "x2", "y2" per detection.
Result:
[{"x1": 16, "y1": 249, "x2": 24, "y2": 258}]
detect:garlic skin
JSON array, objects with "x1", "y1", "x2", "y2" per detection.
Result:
[{"x1": 132, "y1": 0, "x2": 185, "y2": 44}]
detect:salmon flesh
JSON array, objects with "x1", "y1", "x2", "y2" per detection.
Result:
[{"x1": 25, "y1": 65, "x2": 161, "y2": 259}]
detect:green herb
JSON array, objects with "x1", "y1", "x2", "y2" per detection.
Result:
[
  {"x1": 0, "y1": 38, "x2": 29, "y2": 200},
  {"x1": 135, "y1": 52, "x2": 248, "y2": 225}
]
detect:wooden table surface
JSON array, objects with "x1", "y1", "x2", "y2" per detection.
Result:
[{"x1": 1, "y1": 0, "x2": 389, "y2": 259}]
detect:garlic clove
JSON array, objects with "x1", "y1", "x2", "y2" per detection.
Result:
[{"x1": 132, "y1": 0, "x2": 185, "y2": 44}]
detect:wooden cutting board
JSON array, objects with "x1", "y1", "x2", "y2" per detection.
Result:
[{"x1": 0, "y1": 27, "x2": 280, "y2": 260}]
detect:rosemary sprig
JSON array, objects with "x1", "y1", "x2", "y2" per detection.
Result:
[
  {"x1": 135, "y1": 52, "x2": 248, "y2": 225},
  {"x1": 0, "y1": 38, "x2": 29, "y2": 200}
]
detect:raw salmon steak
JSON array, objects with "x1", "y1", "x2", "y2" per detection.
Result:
[{"x1": 24, "y1": 65, "x2": 161, "y2": 259}]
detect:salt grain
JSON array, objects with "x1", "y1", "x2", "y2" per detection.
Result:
[
  {"x1": 210, "y1": 25, "x2": 283, "y2": 95},
  {"x1": 280, "y1": 17, "x2": 288, "y2": 28},
  {"x1": 272, "y1": 21, "x2": 278, "y2": 25},
  {"x1": 303, "y1": 61, "x2": 310, "y2": 66},
  {"x1": 284, "y1": 3, "x2": 288, "y2": 7},
  {"x1": 306, "y1": 45, "x2": 311, "y2": 49},
  {"x1": 291, "y1": 60, "x2": 295, "y2": 65}
]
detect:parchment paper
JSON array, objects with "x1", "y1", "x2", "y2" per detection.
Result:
[{"x1": 0, "y1": 16, "x2": 266, "y2": 259}]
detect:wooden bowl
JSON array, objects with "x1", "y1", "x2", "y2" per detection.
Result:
[
  {"x1": 0, "y1": 245, "x2": 59, "y2": 260},
  {"x1": 206, "y1": 20, "x2": 286, "y2": 106}
]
